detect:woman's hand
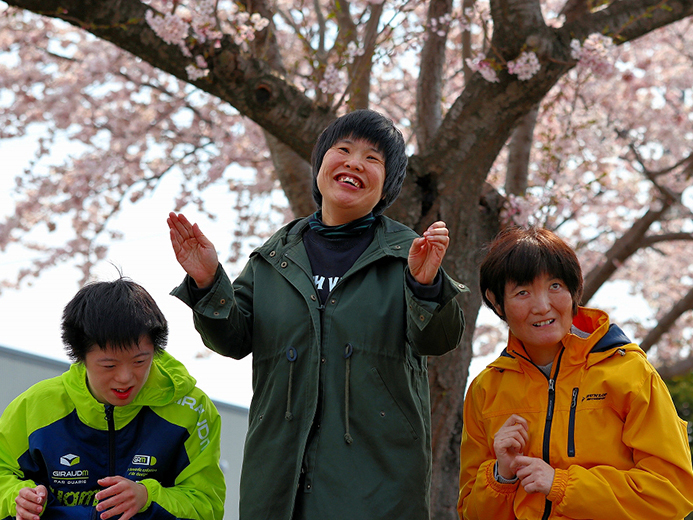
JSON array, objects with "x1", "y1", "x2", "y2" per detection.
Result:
[
  {"x1": 408, "y1": 221, "x2": 450, "y2": 285},
  {"x1": 493, "y1": 414, "x2": 529, "y2": 480},
  {"x1": 95, "y1": 476, "x2": 148, "y2": 520},
  {"x1": 167, "y1": 212, "x2": 219, "y2": 289},
  {"x1": 15, "y1": 485, "x2": 46, "y2": 520},
  {"x1": 512, "y1": 455, "x2": 556, "y2": 495}
]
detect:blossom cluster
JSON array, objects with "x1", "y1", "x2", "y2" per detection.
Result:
[
  {"x1": 465, "y1": 54, "x2": 500, "y2": 83},
  {"x1": 145, "y1": 1, "x2": 270, "y2": 80},
  {"x1": 570, "y1": 33, "x2": 615, "y2": 76},
  {"x1": 467, "y1": 49, "x2": 541, "y2": 83},
  {"x1": 507, "y1": 51, "x2": 541, "y2": 81},
  {"x1": 317, "y1": 64, "x2": 346, "y2": 95}
]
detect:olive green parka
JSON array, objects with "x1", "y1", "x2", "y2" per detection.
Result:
[{"x1": 171, "y1": 215, "x2": 466, "y2": 520}]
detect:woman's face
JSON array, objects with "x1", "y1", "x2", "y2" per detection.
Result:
[
  {"x1": 316, "y1": 138, "x2": 386, "y2": 226},
  {"x1": 500, "y1": 272, "x2": 574, "y2": 364},
  {"x1": 84, "y1": 335, "x2": 154, "y2": 406}
]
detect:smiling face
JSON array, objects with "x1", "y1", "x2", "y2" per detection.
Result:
[
  {"x1": 84, "y1": 336, "x2": 155, "y2": 406},
  {"x1": 494, "y1": 272, "x2": 575, "y2": 365},
  {"x1": 316, "y1": 138, "x2": 386, "y2": 226}
]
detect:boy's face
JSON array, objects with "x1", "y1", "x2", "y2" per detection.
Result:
[{"x1": 84, "y1": 335, "x2": 155, "y2": 406}]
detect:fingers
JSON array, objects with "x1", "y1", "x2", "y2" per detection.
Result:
[
  {"x1": 95, "y1": 477, "x2": 148, "y2": 520},
  {"x1": 512, "y1": 456, "x2": 555, "y2": 495},
  {"x1": 422, "y1": 221, "x2": 449, "y2": 251},
  {"x1": 494, "y1": 414, "x2": 530, "y2": 478},
  {"x1": 15, "y1": 486, "x2": 46, "y2": 520}
]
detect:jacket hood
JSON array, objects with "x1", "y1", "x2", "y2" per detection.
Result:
[
  {"x1": 490, "y1": 307, "x2": 644, "y2": 372},
  {"x1": 62, "y1": 350, "x2": 197, "y2": 429}
]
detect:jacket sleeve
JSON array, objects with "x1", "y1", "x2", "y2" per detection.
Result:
[
  {"x1": 0, "y1": 393, "x2": 38, "y2": 519},
  {"x1": 139, "y1": 392, "x2": 226, "y2": 520},
  {"x1": 549, "y1": 366, "x2": 693, "y2": 520},
  {"x1": 171, "y1": 261, "x2": 255, "y2": 360},
  {"x1": 458, "y1": 378, "x2": 518, "y2": 520},
  {"x1": 406, "y1": 268, "x2": 466, "y2": 356}
]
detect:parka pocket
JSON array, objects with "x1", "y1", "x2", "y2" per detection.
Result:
[
  {"x1": 369, "y1": 367, "x2": 419, "y2": 441},
  {"x1": 568, "y1": 387, "x2": 579, "y2": 457}
]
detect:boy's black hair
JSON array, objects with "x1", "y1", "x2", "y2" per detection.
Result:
[
  {"x1": 311, "y1": 109, "x2": 408, "y2": 216},
  {"x1": 61, "y1": 277, "x2": 168, "y2": 363},
  {"x1": 480, "y1": 227, "x2": 584, "y2": 320}
]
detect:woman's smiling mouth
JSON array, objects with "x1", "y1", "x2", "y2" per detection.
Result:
[{"x1": 533, "y1": 319, "x2": 555, "y2": 327}]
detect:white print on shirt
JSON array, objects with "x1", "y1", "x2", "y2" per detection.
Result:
[{"x1": 314, "y1": 275, "x2": 340, "y2": 292}]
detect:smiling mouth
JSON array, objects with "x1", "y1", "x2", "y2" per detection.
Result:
[
  {"x1": 112, "y1": 387, "x2": 133, "y2": 400},
  {"x1": 533, "y1": 319, "x2": 555, "y2": 327},
  {"x1": 337, "y1": 174, "x2": 362, "y2": 188}
]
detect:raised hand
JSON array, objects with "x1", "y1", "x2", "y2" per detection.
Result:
[
  {"x1": 408, "y1": 221, "x2": 450, "y2": 285},
  {"x1": 493, "y1": 414, "x2": 529, "y2": 480},
  {"x1": 95, "y1": 476, "x2": 148, "y2": 520},
  {"x1": 167, "y1": 212, "x2": 219, "y2": 289},
  {"x1": 15, "y1": 485, "x2": 46, "y2": 520},
  {"x1": 512, "y1": 455, "x2": 556, "y2": 495}
]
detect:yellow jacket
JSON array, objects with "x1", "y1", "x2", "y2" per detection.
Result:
[{"x1": 458, "y1": 307, "x2": 693, "y2": 520}]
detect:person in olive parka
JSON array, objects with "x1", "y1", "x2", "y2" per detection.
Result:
[{"x1": 167, "y1": 109, "x2": 466, "y2": 520}]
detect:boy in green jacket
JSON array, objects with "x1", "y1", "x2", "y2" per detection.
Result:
[{"x1": 0, "y1": 278, "x2": 225, "y2": 520}]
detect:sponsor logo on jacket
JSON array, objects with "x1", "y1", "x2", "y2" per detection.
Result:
[
  {"x1": 60, "y1": 453, "x2": 80, "y2": 466},
  {"x1": 176, "y1": 395, "x2": 211, "y2": 450},
  {"x1": 582, "y1": 392, "x2": 607, "y2": 402}
]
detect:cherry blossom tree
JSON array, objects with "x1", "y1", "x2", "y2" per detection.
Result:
[{"x1": 1, "y1": 0, "x2": 693, "y2": 517}]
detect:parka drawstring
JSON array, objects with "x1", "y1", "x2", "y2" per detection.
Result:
[
  {"x1": 343, "y1": 343, "x2": 353, "y2": 444},
  {"x1": 286, "y1": 347, "x2": 297, "y2": 421}
]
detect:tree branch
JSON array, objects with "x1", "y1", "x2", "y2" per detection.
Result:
[
  {"x1": 415, "y1": 0, "x2": 452, "y2": 149},
  {"x1": 5, "y1": 0, "x2": 335, "y2": 162},
  {"x1": 581, "y1": 202, "x2": 672, "y2": 304},
  {"x1": 641, "y1": 285, "x2": 693, "y2": 353}
]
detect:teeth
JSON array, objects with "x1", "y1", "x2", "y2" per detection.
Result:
[
  {"x1": 338, "y1": 175, "x2": 361, "y2": 188},
  {"x1": 533, "y1": 319, "x2": 554, "y2": 327}
]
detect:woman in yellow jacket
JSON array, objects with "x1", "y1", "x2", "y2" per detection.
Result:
[{"x1": 458, "y1": 227, "x2": 693, "y2": 520}]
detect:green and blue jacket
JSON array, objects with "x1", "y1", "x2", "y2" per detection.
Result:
[{"x1": 0, "y1": 351, "x2": 225, "y2": 519}]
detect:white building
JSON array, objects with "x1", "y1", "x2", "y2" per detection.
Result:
[{"x1": 0, "y1": 344, "x2": 248, "y2": 520}]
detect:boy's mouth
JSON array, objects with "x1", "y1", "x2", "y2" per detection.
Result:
[{"x1": 112, "y1": 387, "x2": 134, "y2": 400}]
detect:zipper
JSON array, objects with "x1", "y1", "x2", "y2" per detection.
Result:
[
  {"x1": 568, "y1": 388, "x2": 579, "y2": 457},
  {"x1": 540, "y1": 349, "x2": 564, "y2": 520},
  {"x1": 104, "y1": 405, "x2": 115, "y2": 476}
]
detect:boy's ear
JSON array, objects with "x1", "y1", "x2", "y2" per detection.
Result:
[{"x1": 485, "y1": 289, "x2": 504, "y2": 318}]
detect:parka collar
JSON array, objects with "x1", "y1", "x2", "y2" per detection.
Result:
[
  {"x1": 62, "y1": 351, "x2": 196, "y2": 429},
  {"x1": 489, "y1": 307, "x2": 642, "y2": 373},
  {"x1": 256, "y1": 214, "x2": 412, "y2": 261}
]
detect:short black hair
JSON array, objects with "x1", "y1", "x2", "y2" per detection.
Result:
[
  {"x1": 311, "y1": 109, "x2": 408, "y2": 216},
  {"x1": 480, "y1": 227, "x2": 584, "y2": 320},
  {"x1": 61, "y1": 277, "x2": 168, "y2": 363}
]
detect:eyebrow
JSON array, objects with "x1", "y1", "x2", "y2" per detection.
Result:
[
  {"x1": 336, "y1": 139, "x2": 382, "y2": 155},
  {"x1": 96, "y1": 351, "x2": 152, "y2": 363}
]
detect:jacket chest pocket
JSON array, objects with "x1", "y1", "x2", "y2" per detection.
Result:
[{"x1": 568, "y1": 387, "x2": 579, "y2": 457}]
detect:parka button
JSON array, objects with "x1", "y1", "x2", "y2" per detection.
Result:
[
  {"x1": 213, "y1": 311, "x2": 220, "y2": 316},
  {"x1": 219, "y1": 299, "x2": 226, "y2": 305},
  {"x1": 321, "y1": 358, "x2": 326, "y2": 364},
  {"x1": 330, "y1": 299, "x2": 336, "y2": 304},
  {"x1": 419, "y1": 315, "x2": 425, "y2": 321},
  {"x1": 310, "y1": 294, "x2": 316, "y2": 301},
  {"x1": 394, "y1": 245, "x2": 401, "y2": 250},
  {"x1": 269, "y1": 250, "x2": 276, "y2": 257},
  {"x1": 281, "y1": 261, "x2": 288, "y2": 268}
]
